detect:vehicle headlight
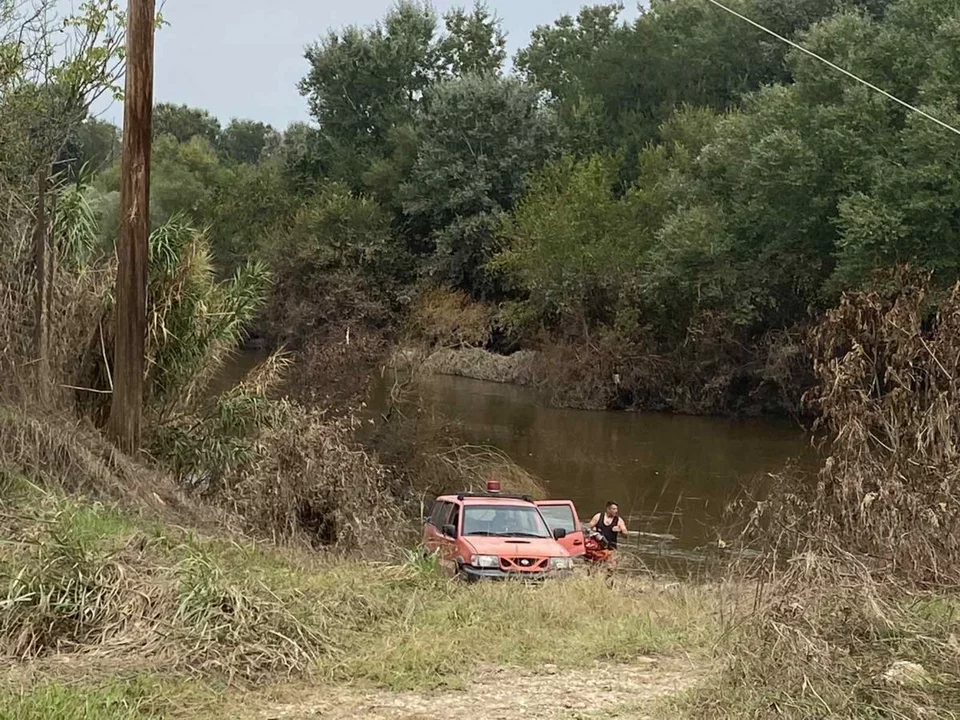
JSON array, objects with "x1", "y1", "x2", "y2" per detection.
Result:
[
  {"x1": 549, "y1": 557, "x2": 573, "y2": 570},
  {"x1": 471, "y1": 554, "x2": 500, "y2": 568}
]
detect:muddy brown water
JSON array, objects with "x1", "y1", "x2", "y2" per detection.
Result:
[
  {"x1": 219, "y1": 351, "x2": 818, "y2": 567},
  {"x1": 368, "y1": 373, "x2": 818, "y2": 568}
]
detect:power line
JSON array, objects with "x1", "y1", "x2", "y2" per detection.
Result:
[{"x1": 702, "y1": 0, "x2": 960, "y2": 138}]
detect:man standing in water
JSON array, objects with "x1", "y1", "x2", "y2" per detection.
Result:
[{"x1": 588, "y1": 501, "x2": 628, "y2": 549}]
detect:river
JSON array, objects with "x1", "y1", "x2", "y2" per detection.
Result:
[
  {"x1": 221, "y1": 350, "x2": 818, "y2": 566},
  {"x1": 368, "y1": 372, "x2": 818, "y2": 566}
]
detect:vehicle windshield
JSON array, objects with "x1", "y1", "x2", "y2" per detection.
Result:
[{"x1": 462, "y1": 505, "x2": 551, "y2": 538}]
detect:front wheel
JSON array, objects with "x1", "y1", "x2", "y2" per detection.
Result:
[{"x1": 454, "y1": 561, "x2": 480, "y2": 583}]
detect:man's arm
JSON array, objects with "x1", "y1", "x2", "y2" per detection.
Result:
[
  {"x1": 588, "y1": 513, "x2": 601, "y2": 529},
  {"x1": 616, "y1": 517, "x2": 628, "y2": 534}
]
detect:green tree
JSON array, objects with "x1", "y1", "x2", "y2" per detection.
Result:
[
  {"x1": 494, "y1": 154, "x2": 637, "y2": 341},
  {"x1": 515, "y1": 4, "x2": 625, "y2": 102},
  {"x1": 218, "y1": 118, "x2": 279, "y2": 164},
  {"x1": 280, "y1": 122, "x2": 327, "y2": 194},
  {"x1": 153, "y1": 102, "x2": 222, "y2": 145},
  {"x1": 208, "y1": 158, "x2": 297, "y2": 270},
  {"x1": 262, "y1": 183, "x2": 406, "y2": 341},
  {"x1": 299, "y1": 1, "x2": 437, "y2": 188},
  {"x1": 70, "y1": 118, "x2": 121, "y2": 175},
  {"x1": 298, "y1": 1, "x2": 509, "y2": 191},
  {"x1": 97, "y1": 134, "x2": 226, "y2": 230},
  {"x1": 438, "y1": 2, "x2": 507, "y2": 76},
  {"x1": 401, "y1": 74, "x2": 558, "y2": 294}
]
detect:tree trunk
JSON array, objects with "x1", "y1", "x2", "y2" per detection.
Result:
[{"x1": 108, "y1": 0, "x2": 155, "y2": 454}]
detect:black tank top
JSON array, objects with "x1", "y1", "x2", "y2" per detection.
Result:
[{"x1": 596, "y1": 513, "x2": 619, "y2": 548}]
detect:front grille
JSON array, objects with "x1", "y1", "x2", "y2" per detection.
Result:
[{"x1": 500, "y1": 557, "x2": 549, "y2": 572}]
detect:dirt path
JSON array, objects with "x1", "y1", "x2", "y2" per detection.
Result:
[{"x1": 243, "y1": 656, "x2": 702, "y2": 720}]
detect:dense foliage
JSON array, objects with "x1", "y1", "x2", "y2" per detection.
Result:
[{"x1": 63, "y1": 0, "x2": 960, "y2": 412}]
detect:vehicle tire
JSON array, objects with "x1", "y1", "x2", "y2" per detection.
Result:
[{"x1": 454, "y1": 560, "x2": 474, "y2": 583}]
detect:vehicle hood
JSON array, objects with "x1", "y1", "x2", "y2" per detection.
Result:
[{"x1": 462, "y1": 536, "x2": 570, "y2": 557}]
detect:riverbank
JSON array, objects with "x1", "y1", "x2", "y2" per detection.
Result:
[
  {"x1": 5, "y1": 478, "x2": 958, "y2": 720},
  {"x1": 393, "y1": 339, "x2": 811, "y2": 418},
  {"x1": 0, "y1": 482, "x2": 721, "y2": 719},
  {"x1": 5, "y1": 279, "x2": 960, "y2": 719}
]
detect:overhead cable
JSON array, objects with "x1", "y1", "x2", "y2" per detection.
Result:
[{"x1": 703, "y1": 0, "x2": 960, "y2": 138}]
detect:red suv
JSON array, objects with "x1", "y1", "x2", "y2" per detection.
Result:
[{"x1": 422, "y1": 482, "x2": 585, "y2": 580}]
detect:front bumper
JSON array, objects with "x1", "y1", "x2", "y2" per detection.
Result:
[{"x1": 460, "y1": 565, "x2": 573, "y2": 582}]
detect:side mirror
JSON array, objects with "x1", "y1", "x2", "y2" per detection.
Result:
[
  {"x1": 553, "y1": 528, "x2": 567, "y2": 540},
  {"x1": 442, "y1": 524, "x2": 457, "y2": 538}
]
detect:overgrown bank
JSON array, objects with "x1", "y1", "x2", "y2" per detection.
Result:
[
  {"x1": 394, "y1": 286, "x2": 811, "y2": 417},
  {"x1": 0, "y1": 479, "x2": 721, "y2": 719}
]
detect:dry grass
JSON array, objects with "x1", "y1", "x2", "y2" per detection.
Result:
[
  {"x1": 0, "y1": 202, "x2": 113, "y2": 411},
  {"x1": 282, "y1": 330, "x2": 389, "y2": 412},
  {"x1": 0, "y1": 483, "x2": 724, "y2": 718},
  {"x1": 677, "y1": 271, "x2": 960, "y2": 719},
  {"x1": 221, "y1": 404, "x2": 410, "y2": 553},
  {"x1": 740, "y1": 272, "x2": 960, "y2": 584},
  {"x1": 408, "y1": 287, "x2": 494, "y2": 350},
  {"x1": 671, "y1": 556, "x2": 960, "y2": 719},
  {"x1": 311, "y1": 570, "x2": 721, "y2": 692},
  {"x1": 0, "y1": 405, "x2": 191, "y2": 519},
  {"x1": 532, "y1": 323, "x2": 811, "y2": 415},
  {"x1": 0, "y1": 481, "x2": 332, "y2": 681},
  {"x1": 425, "y1": 444, "x2": 547, "y2": 499}
]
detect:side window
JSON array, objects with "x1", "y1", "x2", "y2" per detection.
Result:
[
  {"x1": 539, "y1": 505, "x2": 577, "y2": 533},
  {"x1": 439, "y1": 502, "x2": 460, "y2": 536},
  {"x1": 428, "y1": 500, "x2": 444, "y2": 528},
  {"x1": 449, "y1": 503, "x2": 461, "y2": 536}
]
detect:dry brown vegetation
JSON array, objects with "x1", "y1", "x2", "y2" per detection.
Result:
[
  {"x1": 0, "y1": 167, "x2": 411, "y2": 555},
  {"x1": 224, "y1": 406, "x2": 409, "y2": 551},
  {"x1": 408, "y1": 287, "x2": 494, "y2": 350},
  {"x1": 0, "y1": 479, "x2": 721, "y2": 719},
  {"x1": 748, "y1": 271, "x2": 960, "y2": 584},
  {"x1": 683, "y1": 271, "x2": 960, "y2": 718},
  {"x1": 417, "y1": 346, "x2": 539, "y2": 385},
  {"x1": 0, "y1": 209, "x2": 114, "y2": 411},
  {"x1": 536, "y1": 323, "x2": 812, "y2": 415},
  {"x1": 281, "y1": 330, "x2": 389, "y2": 411},
  {"x1": 402, "y1": 289, "x2": 812, "y2": 415}
]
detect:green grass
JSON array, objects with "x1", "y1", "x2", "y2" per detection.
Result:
[
  {"x1": 312, "y1": 571, "x2": 718, "y2": 690},
  {"x1": 0, "y1": 482, "x2": 723, "y2": 717},
  {"x1": 0, "y1": 679, "x2": 161, "y2": 720},
  {"x1": 11, "y1": 480, "x2": 956, "y2": 719},
  {"x1": 0, "y1": 675, "x2": 222, "y2": 720}
]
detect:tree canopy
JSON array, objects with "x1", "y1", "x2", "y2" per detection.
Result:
[{"x1": 67, "y1": 0, "x2": 960, "y2": 410}]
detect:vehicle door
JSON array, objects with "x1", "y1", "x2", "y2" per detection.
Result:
[
  {"x1": 435, "y1": 501, "x2": 462, "y2": 575},
  {"x1": 422, "y1": 500, "x2": 447, "y2": 555},
  {"x1": 536, "y1": 500, "x2": 585, "y2": 556}
]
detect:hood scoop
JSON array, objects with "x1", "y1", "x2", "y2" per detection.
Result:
[{"x1": 504, "y1": 540, "x2": 531, "y2": 544}]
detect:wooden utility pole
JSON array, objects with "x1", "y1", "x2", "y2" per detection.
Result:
[{"x1": 108, "y1": 0, "x2": 155, "y2": 453}]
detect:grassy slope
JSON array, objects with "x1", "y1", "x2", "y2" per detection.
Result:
[
  {"x1": 7, "y1": 479, "x2": 955, "y2": 719},
  {"x1": 0, "y1": 478, "x2": 722, "y2": 719}
]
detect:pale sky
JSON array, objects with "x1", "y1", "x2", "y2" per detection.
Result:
[{"x1": 93, "y1": 1, "x2": 640, "y2": 129}]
